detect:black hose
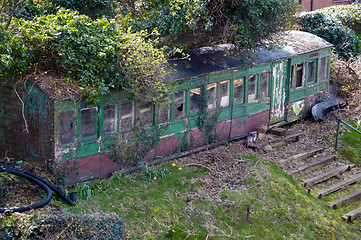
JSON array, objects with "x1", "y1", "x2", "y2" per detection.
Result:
[
  {"x1": 0, "y1": 165, "x2": 76, "y2": 213},
  {"x1": 15, "y1": 168, "x2": 75, "y2": 206},
  {"x1": 0, "y1": 166, "x2": 52, "y2": 213}
]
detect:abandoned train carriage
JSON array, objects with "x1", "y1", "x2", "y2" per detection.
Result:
[{"x1": 0, "y1": 31, "x2": 332, "y2": 184}]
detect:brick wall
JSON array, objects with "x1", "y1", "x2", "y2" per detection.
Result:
[{"x1": 300, "y1": 0, "x2": 351, "y2": 11}]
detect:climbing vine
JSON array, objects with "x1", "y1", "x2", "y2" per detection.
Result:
[
  {"x1": 107, "y1": 123, "x2": 168, "y2": 168},
  {"x1": 197, "y1": 85, "x2": 221, "y2": 144}
]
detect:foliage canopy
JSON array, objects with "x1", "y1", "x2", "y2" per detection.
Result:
[
  {"x1": 297, "y1": 5, "x2": 361, "y2": 59},
  {"x1": 0, "y1": 0, "x2": 298, "y2": 102},
  {"x1": 127, "y1": 0, "x2": 297, "y2": 50},
  {"x1": 1, "y1": 9, "x2": 170, "y2": 103}
]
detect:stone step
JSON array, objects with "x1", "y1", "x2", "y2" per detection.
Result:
[
  {"x1": 280, "y1": 147, "x2": 325, "y2": 164},
  {"x1": 290, "y1": 156, "x2": 336, "y2": 176},
  {"x1": 329, "y1": 189, "x2": 361, "y2": 210},
  {"x1": 303, "y1": 165, "x2": 353, "y2": 188},
  {"x1": 318, "y1": 172, "x2": 361, "y2": 199},
  {"x1": 267, "y1": 132, "x2": 304, "y2": 148},
  {"x1": 342, "y1": 206, "x2": 361, "y2": 223}
]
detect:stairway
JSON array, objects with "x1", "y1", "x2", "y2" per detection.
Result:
[{"x1": 262, "y1": 127, "x2": 361, "y2": 223}]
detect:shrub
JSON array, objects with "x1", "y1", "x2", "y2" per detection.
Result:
[{"x1": 297, "y1": 5, "x2": 361, "y2": 58}]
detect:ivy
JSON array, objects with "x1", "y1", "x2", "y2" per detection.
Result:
[
  {"x1": 2, "y1": 9, "x2": 170, "y2": 103},
  {"x1": 126, "y1": 0, "x2": 297, "y2": 50},
  {"x1": 197, "y1": 85, "x2": 221, "y2": 144}
]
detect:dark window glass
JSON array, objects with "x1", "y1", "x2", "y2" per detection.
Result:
[
  {"x1": 291, "y1": 65, "x2": 295, "y2": 90},
  {"x1": 248, "y1": 74, "x2": 258, "y2": 102},
  {"x1": 81, "y1": 107, "x2": 97, "y2": 138},
  {"x1": 260, "y1": 71, "x2": 270, "y2": 98},
  {"x1": 320, "y1": 56, "x2": 328, "y2": 82},
  {"x1": 158, "y1": 95, "x2": 170, "y2": 124},
  {"x1": 189, "y1": 88, "x2": 201, "y2": 114},
  {"x1": 59, "y1": 110, "x2": 76, "y2": 145},
  {"x1": 104, "y1": 104, "x2": 117, "y2": 136},
  {"x1": 308, "y1": 61, "x2": 316, "y2": 83},
  {"x1": 139, "y1": 101, "x2": 152, "y2": 125},
  {"x1": 121, "y1": 100, "x2": 134, "y2": 132},
  {"x1": 207, "y1": 83, "x2": 217, "y2": 110},
  {"x1": 174, "y1": 90, "x2": 185, "y2": 120},
  {"x1": 220, "y1": 80, "x2": 230, "y2": 108},
  {"x1": 234, "y1": 78, "x2": 244, "y2": 103},
  {"x1": 296, "y1": 63, "x2": 304, "y2": 88}
]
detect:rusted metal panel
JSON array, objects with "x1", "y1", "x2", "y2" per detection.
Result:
[
  {"x1": 230, "y1": 116, "x2": 246, "y2": 139},
  {"x1": 216, "y1": 120, "x2": 231, "y2": 141},
  {"x1": 155, "y1": 136, "x2": 181, "y2": 157},
  {"x1": 99, "y1": 153, "x2": 118, "y2": 179},
  {"x1": 76, "y1": 154, "x2": 102, "y2": 182},
  {"x1": 188, "y1": 128, "x2": 205, "y2": 148}
]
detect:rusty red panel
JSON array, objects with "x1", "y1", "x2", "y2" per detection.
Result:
[
  {"x1": 230, "y1": 116, "x2": 246, "y2": 139},
  {"x1": 216, "y1": 121, "x2": 231, "y2": 141},
  {"x1": 244, "y1": 111, "x2": 269, "y2": 133},
  {"x1": 100, "y1": 153, "x2": 118, "y2": 179},
  {"x1": 143, "y1": 148, "x2": 155, "y2": 161},
  {"x1": 304, "y1": 95, "x2": 317, "y2": 115},
  {"x1": 76, "y1": 155, "x2": 102, "y2": 182},
  {"x1": 188, "y1": 128, "x2": 204, "y2": 148},
  {"x1": 155, "y1": 136, "x2": 180, "y2": 157},
  {"x1": 231, "y1": 111, "x2": 269, "y2": 139}
]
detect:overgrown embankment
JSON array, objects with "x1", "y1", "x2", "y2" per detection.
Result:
[{"x1": 54, "y1": 144, "x2": 360, "y2": 239}]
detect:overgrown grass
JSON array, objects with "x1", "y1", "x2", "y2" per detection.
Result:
[
  {"x1": 62, "y1": 157, "x2": 360, "y2": 239},
  {"x1": 338, "y1": 120, "x2": 361, "y2": 166}
]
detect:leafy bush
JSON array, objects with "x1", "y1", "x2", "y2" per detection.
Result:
[
  {"x1": 3, "y1": 9, "x2": 169, "y2": 103},
  {"x1": 0, "y1": 211, "x2": 125, "y2": 240},
  {"x1": 127, "y1": 0, "x2": 297, "y2": 50},
  {"x1": 297, "y1": 5, "x2": 361, "y2": 58},
  {"x1": 52, "y1": 0, "x2": 120, "y2": 19}
]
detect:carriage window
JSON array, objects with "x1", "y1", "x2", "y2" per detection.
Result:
[
  {"x1": 174, "y1": 90, "x2": 185, "y2": 120},
  {"x1": 139, "y1": 101, "x2": 152, "y2": 125},
  {"x1": 220, "y1": 80, "x2": 230, "y2": 108},
  {"x1": 295, "y1": 63, "x2": 304, "y2": 88},
  {"x1": 121, "y1": 100, "x2": 134, "y2": 132},
  {"x1": 189, "y1": 88, "x2": 201, "y2": 114},
  {"x1": 158, "y1": 95, "x2": 170, "y2": 124},
  {"x1": 260, "y1": 71, "x2": 270, "y2": 98},
  {"x1": 248, "y1": 74, "x2": 258, "y2": 102},
  {"x1": 207, "y1": 83, "x2": 217, "y2": 110},
  {"x1": 308, "y1": 60, "x2": 316, "y2": 83},
  {"x1": 81, "y1": 107, "x2": 97, "y2": 139},
  {"x1": 103, "y1": 104, "x2": 117, "y2": 136},
  {"x1": 320, "y1": 56, "x2": 328, "y2": 82},
  {"x1": 59, "y1": 110, "x2": 76, "y2": 145},
  {"x1": 234, "y1": 78, "x2": 244, "y2": 103}
]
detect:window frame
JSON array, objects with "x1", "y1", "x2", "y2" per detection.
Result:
[
  {"x1": 120, "y1": 99, "x2": 135, "y2": 133},
  {"x1": 102, "y1": 103, "x2": 119, "y2": 138},
  {"x1": 58, "y1": 109, "x2": 77, "y2": 146},
  {"x1": 80, "y1": 106, "x2": 99, "y2": 142}
]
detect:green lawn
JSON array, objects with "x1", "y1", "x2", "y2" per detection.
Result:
[{"x1": 62, "y1": 153, "x2": 360, "y2": 239}]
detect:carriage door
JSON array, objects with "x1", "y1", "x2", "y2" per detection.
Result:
[{"x1": 269, "y1": 60, "x2": 288, "y2": 125}]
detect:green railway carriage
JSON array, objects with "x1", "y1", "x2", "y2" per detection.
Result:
[{"x1": 0, "y1": 31, "x2": 333, "y2": 184}]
